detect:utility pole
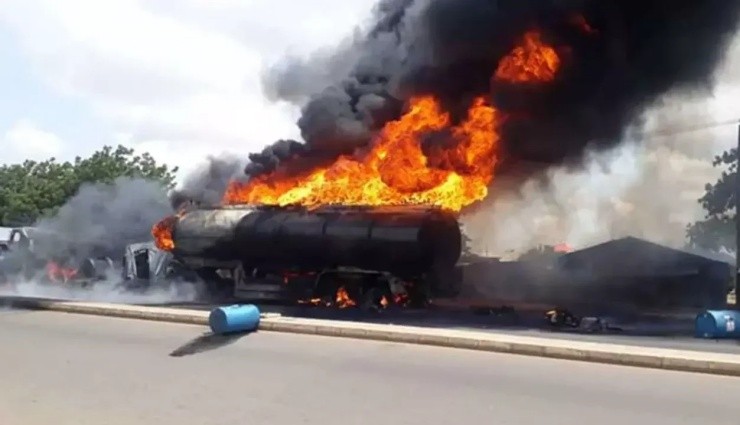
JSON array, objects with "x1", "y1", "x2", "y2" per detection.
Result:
[{"x1": 736, "y1": 123, "x2": 740, "y2": 308}]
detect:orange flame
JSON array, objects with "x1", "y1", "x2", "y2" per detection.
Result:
[
  {"x1": 553, "y1": 243, "x2": 573, "y2": 253},
  {"x1": 298, "y1": 287, "x2": 409, "y2": 309},
  {"x1": 335, "y1": 286, "x2": 356, "y2": 309},
  {"x1": 494, "y1": 30, "x2": 561, "y2": 83},
  {"x1": 223, "y1": 96, "x2": 499, "y2": 213},
  {"x1": 380, "y1": 296, "x2": 389, "y2": 308},
  {"x1": 152, "y1": 214, "x2": 179, "y2": 251},
  {"x1": 46, "y1": 261, "x2": 78, "y2": 283}
]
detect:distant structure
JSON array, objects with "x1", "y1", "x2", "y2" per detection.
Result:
[{"x1": 460, "y1": 236, "x2": 731, "y2": 311}]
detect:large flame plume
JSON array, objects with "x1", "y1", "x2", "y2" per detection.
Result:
[
  {"x1": 221, "y1": 30, "x2": 558, "y2": 214},
  {"x1": 224, "y1": 96, "x2": 499, "y2": 212},
  {"x1": 166, "y1": 0, "x2": 740, "y2": 226},
  {"x1": 154, "y1": 30, "x2": 561, "y2": 250}
]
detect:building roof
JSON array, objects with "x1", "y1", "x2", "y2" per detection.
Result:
[{"x1": 557, "y1": 236, "x2": 729, "y2": 277}]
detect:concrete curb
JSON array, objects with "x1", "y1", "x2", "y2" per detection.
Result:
[
  {"x1": 3, "y1": 297, "x2": 211, "y2": 325},
  {"x1": 4, "y1": 297, "x2": 740, "y2": 377}
]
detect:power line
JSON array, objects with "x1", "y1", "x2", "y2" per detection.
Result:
[{"x1": 641, "y1": 118, "x2": 740, "y2": 139}]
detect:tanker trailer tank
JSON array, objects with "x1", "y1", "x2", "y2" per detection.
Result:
[
  {"x1": 233, "y1": 205, "x2": 462, "y2": 276},
  {"x1": 153, "y1": 205, "x2": 464, "y2": 303}
]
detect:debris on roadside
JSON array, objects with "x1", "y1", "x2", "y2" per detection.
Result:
[
  {"x1": 544, "y1": 308, "x2": 623, "y2": 333},
  {"x1": 545, "y1": 308, "x2": 580, "y2": 328}
]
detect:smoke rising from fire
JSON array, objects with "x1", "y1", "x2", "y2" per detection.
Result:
[
  {"x1": 462, "y1": 26, "x2": 740, "y2": 255},
  {"x1": 462, "y1": 88, "x2": 740, "y2": 255},
  {"x1": 218, "y1": 0, "x2": 740, "y2": 255},
  {"x1": 259, "y1": 0, "x2": 740, "y2": 174},
  {"x1": 159, "y1": 0, "x2": 740, "y2": 256},
  {"x1": 36, "y1": 177, "x2": 173, "y2": 259},
  {"x1": 0, "y1": 177, "x2": 202, "y2": 304},
  {"x1": 169, "y1": 155, "x2": 245, "y2": 209},
  {"x1": 0, "y1": 277, "x2": 201, "y2": 305}
]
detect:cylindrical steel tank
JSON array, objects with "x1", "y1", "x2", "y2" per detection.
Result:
[
  {"x1": 170, "y1": 205, "x2": 462, "y2": 275},
  {"x1": 170, "y1": 207, "x2": 249, "y2": 260}
]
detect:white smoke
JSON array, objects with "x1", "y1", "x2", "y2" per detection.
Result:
[
  {"x1": 462, "y1": 34, "x2": 740, "y2": 256},
  {"x1": 0, "y1": 176, "x2": 207, "y2": 304},
  {"x1": 0, "y1": 277, "x2": 202, "y2": 305},
  {"x1": 35, "y1": 176, "x2": 174, "y2": 258}
]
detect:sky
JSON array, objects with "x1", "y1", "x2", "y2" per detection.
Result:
[
  {"x1": 1, "y1": 0, "x2": 739, "y2": 188},
  {"x1": 0, "y1": 0, "x2": 377, "y2": 181}
]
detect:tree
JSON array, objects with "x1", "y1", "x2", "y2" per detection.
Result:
[
  {"x1": 0, "y1": 145, "x2": 178, "y2": 226},
  {"x1": 686, "y1": 148, "x2": 736, "y2": 251}
]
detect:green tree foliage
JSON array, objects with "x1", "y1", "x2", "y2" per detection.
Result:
[
  {"x1": 0, "y1": 145, "x2": 178, "y2": 226},
  {"x1": 686, "y1": 148, "x2": 736, "y2": 251}
]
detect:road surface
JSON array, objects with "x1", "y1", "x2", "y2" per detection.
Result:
[{"x1": 0, "y1": 309, "x2": 738, "y2": 425}]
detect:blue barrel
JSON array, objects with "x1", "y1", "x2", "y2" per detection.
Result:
[
  {"x1": 695, "y1": 310, "x2": 740, "y2": 339},
  {"x1": 209, "y1": 304, "x2": 261, "y2": 335}
]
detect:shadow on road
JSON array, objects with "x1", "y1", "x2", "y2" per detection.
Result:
[{"x1": 169, "y1": 331, "x2": 253, "y2": 357}]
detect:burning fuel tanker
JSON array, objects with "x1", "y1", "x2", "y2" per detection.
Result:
[{"x1": 153, "y1": 205, "x2": 463, "y2": 303}]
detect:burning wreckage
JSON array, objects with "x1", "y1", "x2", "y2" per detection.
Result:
[
  {"x1": 140, "y1": 0, "x2": 740, "y2": 309},
  {"x1": 0, "y1": 227, "x2": 114, "y2": 287},
  {"x1": 149, "y1": 204, "x2": 463, "y2": 307},
  {"x1": 49, "y1": 1, "x2": 740, "y2": 309}
]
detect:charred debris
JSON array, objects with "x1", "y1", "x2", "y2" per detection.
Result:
[
  {"x1": 0, "y1": 227, "x2": 114, "y2": 287},
  {"x1": 149, "y1": 204, "x2": 464, "y2": 308},
  {"x1": 147, "y1": 0, "x2": 740, "y2": 311}
]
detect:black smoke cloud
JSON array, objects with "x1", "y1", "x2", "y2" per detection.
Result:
[
  {"x1": 169, "y1": 155, "x2": 245, "y2": 209},
  {"x1": 252, "y1": 0, "x2": 740, "y2": 177},
  {"x1": 243, "y1": 139, "x2": 306, "y2": 176}
]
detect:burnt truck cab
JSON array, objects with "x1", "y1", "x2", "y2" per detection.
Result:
[{"x1": 121, "y1": 241, "x2": 198, "y2": 288}]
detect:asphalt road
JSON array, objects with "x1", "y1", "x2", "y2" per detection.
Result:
[{"x1": 1, "y1": 309, "x2": 739, "y2": 425}]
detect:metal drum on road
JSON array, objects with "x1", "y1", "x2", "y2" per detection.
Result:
[
  {"x1": 695, "y1": 310, "x2": 740, "y2": 339},
  {"x1": 209, "y1": 304, "x2": 261, "y2": 335}
]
